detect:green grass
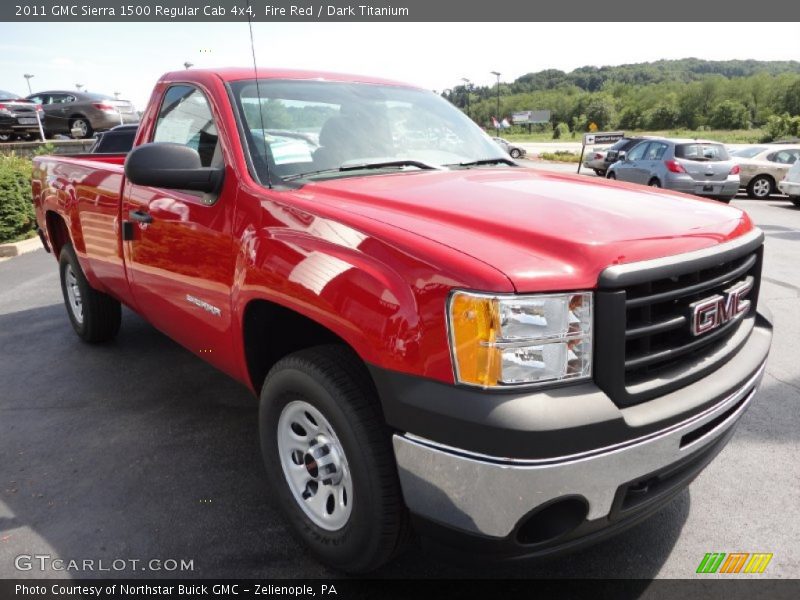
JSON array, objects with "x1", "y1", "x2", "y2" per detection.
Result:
[
  {"x1": 496, "y1": 128, "x2": 766, "y2": 144},
  {"x1": 539, "y1": 151, "x2": 581, "y2": 163}
]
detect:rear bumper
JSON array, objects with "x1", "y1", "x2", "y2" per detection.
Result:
[
  {"x1": 778, "y1": 180, "x2": 799, "y2": 196},
  {"x1": 665, "y1": 174, "x2": 739, "y2": 198},
  {"x1": 0, "y1": 115, "x2": 40, "y2": 135}
]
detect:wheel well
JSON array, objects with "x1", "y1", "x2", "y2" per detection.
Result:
[
  {"x1": 752, "y1": 174, "x2": 775, "y2": 185},
  {"x1": 45, "y1": 211, "x2": 70, "y2": 258},
  {"x1": 243, "y1": 299, "x2": 355, "y2": 393}
]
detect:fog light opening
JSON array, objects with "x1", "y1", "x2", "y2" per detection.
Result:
[{"x1": 515, "y1": 496, "x2": 588, "y2": 545}]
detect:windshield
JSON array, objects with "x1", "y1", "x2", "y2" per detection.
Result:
[
  {"x1": 730, "y1": 146, "x2": 766, "y2": 158},
  {"x1": 0, "y1": 90, "x2": 21, "y2": 99},
  {"x1": 230, "y1": 79, "x2": 507, "y2": 183},
  {"x1": 675, "y1": 143, "x2": 730, "y2": 162}
]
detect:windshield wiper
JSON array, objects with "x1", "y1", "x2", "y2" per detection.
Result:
[
  {"x1": 451, "y1": 157, "x2": 517, "y2": 167},
  {"x1": 339, "y1": 159, "x2": 442, "y2": 171},
  {"x1": 282, "y1": 159, "x2": 441, "y2": 182}
]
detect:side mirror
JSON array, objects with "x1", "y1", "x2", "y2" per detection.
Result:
[
  {"x1": 617, "y1": 151, "x2": 627, "y2": 162},
  {"x1": 125, "y1": 142, "x2": 223, "y2": 192}
]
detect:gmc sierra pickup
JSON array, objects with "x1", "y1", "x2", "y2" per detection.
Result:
[{"x1": 32, "y1": 68, "x2": 772, "y2": 572}]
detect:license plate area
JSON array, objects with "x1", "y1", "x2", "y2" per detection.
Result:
[{"x1": 17, "y1": 117, "x2": 37, "y2": 125}]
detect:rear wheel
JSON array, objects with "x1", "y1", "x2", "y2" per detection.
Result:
[
  {"x1": 509, "y1": 148, "x2": 522, "y2": 159},
  {"x1": 607, "y1": 172, "x2": 616, "y2": 180},
  {"x1": 69, "y1": 116, "x2": 93, "y2": 139},
  {"x1": 593, "y1": 169, "x2": 606, "y2": 177},
  {"x1": 260, "y1": 345, "x2": 409, "y2": 573},
  {"x1": 791, "y1": 196, "x2": 800, "y2": 208},
  {"x1": 648, "y1": 178, "x2": 661, "y2": 187},
  {"x1": 59, "y1": 244, "x2": 121, "y2": 342},
  {"x1": 0, "y1": 133, "x2": 16, "y2": 142},
  {"x1": 747, "y1": 175, "x2": 773, "y2": 199}
]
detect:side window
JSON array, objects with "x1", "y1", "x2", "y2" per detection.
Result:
[
  {"x1": 645, "y1": 142, "x2": 667, "y2": 160},
  {"x1": 153, "y1": 85, "x2": 220, "y2": 168},
  {"x1": 627, "y1": 142, "x2": 649, "y2": 161}
]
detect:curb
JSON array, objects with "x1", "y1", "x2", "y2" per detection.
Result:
[{"x1": 0, "y1": 235, "x2": 42, "y2": 258}]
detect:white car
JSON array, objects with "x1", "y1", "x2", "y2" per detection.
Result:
[{"x1": 777, "y1": 160, "x2": 800, "y2": 207}]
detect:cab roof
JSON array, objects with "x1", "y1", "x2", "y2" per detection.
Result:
[{"x1": 161, "y1": 67, "x2": 418, "y2": 89}]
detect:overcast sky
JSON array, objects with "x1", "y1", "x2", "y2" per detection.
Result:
[{"x1": 1, "y1": 22, "x2": 799, "y2": 108}]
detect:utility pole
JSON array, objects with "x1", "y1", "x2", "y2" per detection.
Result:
[
  {"x1": 491, "y1": 71, "x2": 501, "y2": 135},
  {"x1": 461, "y1": 77, "x2": 471, "y2": 120}
]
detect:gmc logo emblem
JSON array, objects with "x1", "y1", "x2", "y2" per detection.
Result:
[{"x1": 690, "y1": 279, "x2": 753, "y2": 336}]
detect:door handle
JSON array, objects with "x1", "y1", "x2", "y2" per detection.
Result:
[{"x1": 128, "y1": 210, "x2": 153, "y2": 224}]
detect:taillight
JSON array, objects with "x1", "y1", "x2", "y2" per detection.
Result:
[
  {"x1": 35, "y1": 104, "x2": 43, "y2": 112},
  {"x1": 0, "y1": 103, "x2": 6, "y2": 110},
  {"x1": 664, "y1": 159, "x2": 686, "y2": 174},
  {"x1": 730, "y1": 165, "x2": 740, "y2": 175},
  {"x1": 594, "y1": 153, "x2": 603, "y2": 159},
  {"x1": 92, "y1": 102, "x2": 117, "y2": 112}
]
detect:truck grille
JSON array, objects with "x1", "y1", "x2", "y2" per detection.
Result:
[{"x1": 594, "y1": 231, "x2": 763, "y2": 406}]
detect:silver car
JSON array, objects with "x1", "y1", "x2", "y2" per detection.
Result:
[
  {"x1": 26, "y1": 90, "x2": 139, "y2": 139},
  {"x1": 607, "y1": 139, "x2": 740, "y2": 203},
  {"x1": 492, "y1": 137, "x2": 526, "y2": 159},
  {"x1": 777, "y1": 160, "x2": 800, "y2": 207}
]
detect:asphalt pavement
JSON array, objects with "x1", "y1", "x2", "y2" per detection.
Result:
[{"x1": 1, "y1": 190, "x2": 798, "y2": 579}]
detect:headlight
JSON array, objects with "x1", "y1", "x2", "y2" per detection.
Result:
[{"x1": 447, "y1": 291, "x2": 592, "y2": 388}]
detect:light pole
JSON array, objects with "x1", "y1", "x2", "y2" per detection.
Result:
[
  {"x1": 113, "y1": 91, "x2": 120, "y2": 99},
  {"x1": 23, "y1": 74, "x2": 34, "y2": 95},
  {"x1": 491, "y1": 71, "x2": 501, "y2": 135},
  {"x1": 461, "y1": 77, "x2": 471, "y2": 120},
  {"x1": 76, "y1": 83, "x2": 84, "y2": 92},
  {"x1": 183, "y1": 61, "x2": 193, "y2": 70}
]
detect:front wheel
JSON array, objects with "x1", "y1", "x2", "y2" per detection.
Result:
[
  {"x1": 259, "y1": 345, "x2": 409, "y2": 573},
  {"x1": 59, "y1": 243, "x2": 121, "y2": 342},
  {"x1": 747, "y1": 175, "x2": 773, "y2": 199},
  {"x1": 648, "y1": 178, "x2": 661, "y2": 187},
  {"x1": 509, "y1": 148, "x2": 522, "y2": 159}
]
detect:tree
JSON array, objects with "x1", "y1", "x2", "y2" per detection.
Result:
[
  {"x1": 646, "y1": 103, "x2": 680, "y2": 130},
  {"x1": 709, "y1": 100, "x2": 750, "y2": 129},
  {"x1": 783, "y1": 80, "x2": 800, "y2": 116},
  {"x1": 584, "y1": 97, "x2": 617, "y2": 130}
]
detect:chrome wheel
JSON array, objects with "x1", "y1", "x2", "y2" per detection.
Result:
[
  {"x1": 277, "y1": 400, "x2": 353, "y2": 531},
  {"x1": 752, "y1": 177, "x2": 771, "y2": 198},
  {"x1": 72, "y1": 119, "x2": 89, "y2": 138},
  {"x1": 64, "y1": 264, "x2": 83, "y2": 325}
]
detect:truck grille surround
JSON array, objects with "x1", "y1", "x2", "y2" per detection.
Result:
[{"x1": 594, "y1": 232, "x2": 764, "y2": 407}]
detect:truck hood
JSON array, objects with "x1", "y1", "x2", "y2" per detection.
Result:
[{"x1": 303, "y1": 168, "x2": 753, "y2": 292}]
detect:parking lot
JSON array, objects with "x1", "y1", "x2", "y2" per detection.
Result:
[{"x1": 1, "y1": 172, "x2": 798, "y2": 579}]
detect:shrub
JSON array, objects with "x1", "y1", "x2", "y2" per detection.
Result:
[
  {"x1": 539, "y1": 151, "x2": 580, "y2": 163},
  {"x1": 709, "y1": 100, "x2": 750, "y2": 129},
  {"x1": 552, "y1": 122, "x2": 570, "y2": 139},
  {"x1": 0, "y1": 155, "x2": 35, "y2": 244}
]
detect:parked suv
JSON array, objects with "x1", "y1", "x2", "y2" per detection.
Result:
[
  {"x1": 26, "y1": 90, "x2": 138, "y2": 139},
  {"x1": 607, "y1": 139, "x2": 740, "y2": 202}
]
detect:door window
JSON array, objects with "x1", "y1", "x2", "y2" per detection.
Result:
[
  {"x1": 153, "y1": 85, "x2": 220, "y2": 167},
  {"x1": 645, "y1": 142, "x2": 668, "y2": 160},
  {"x1": 627, "y1": 142, "x2": 649, "y2": 161}
]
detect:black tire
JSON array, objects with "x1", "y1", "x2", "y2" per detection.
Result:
[
  {"x1": 259, "y1": 345, "x2": 409, "y2": 573},
  {"x1": 593, "y1": 169, "x2": 606, "y2": 177},
  {"x1": 648, "y1": 178, "x2": 661, "y2": 187},
  {"x1": 59, "y1": 244, "x2": 121, "y2": 342},
  {"x1": 69, "y1": 116, "x2": 94, "y2": 139},
  {"x1": 791, "y1": 196, "x2": 800, "y2": 208},
  {"x1": 746, "y1": 175, "x2": 774, "y2": 199},
  {"x1": 607, "y1": 172, "x2": 616, "y2": 180},
  {"x1": 0, "y1": 133, "x2": 16, "y2": 143},
  {"x1": 509, "y1": 148, "x2": 522, "y2": 159}
]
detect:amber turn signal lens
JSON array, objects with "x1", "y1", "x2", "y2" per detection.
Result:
[{"x1": 448, "y1": 293, "x2": 502, "y2": 386}]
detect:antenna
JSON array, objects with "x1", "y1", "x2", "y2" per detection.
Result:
[{"x1": 246, "y1": 0, "x2": 272, "y2": 188}]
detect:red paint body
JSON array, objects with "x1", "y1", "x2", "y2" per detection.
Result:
[{"x1": 31, "y1": 68, "x2": 755, "y2": 392}]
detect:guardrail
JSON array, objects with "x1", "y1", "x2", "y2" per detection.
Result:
[{"x1": 0, "y1": 139, "x2": 95, "y2": 158}]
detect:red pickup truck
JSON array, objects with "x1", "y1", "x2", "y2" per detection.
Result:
[{"x1": 32, "y1": 68, "x2": 772, "y2": 572}]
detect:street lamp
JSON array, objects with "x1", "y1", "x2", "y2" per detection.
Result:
[
  {"x1": 183, "y1": 61, "x2": 193, "y2": 70},
  {"x1": 490, "y1": 71, "x2": 501, "y2": 135},
  {"x1": 461, "y1": 77, "x2": 471, "y2": 120},
  {"x1": 23, "y1": 74, "x2": 34, "y2": 95},
  {"x1": 114, "y1": 91, "x2": 120, "y2": 99},
  {"x1": 76, "y1": 83, "x2": 84, "y2": 92}
]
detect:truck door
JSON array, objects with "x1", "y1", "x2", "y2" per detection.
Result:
[{"x1": 121, "y1": 84, "x2": 240, "y2": 377}]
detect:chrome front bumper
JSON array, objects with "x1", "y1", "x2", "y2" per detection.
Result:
[{"x1": 393, "y1": 362, "x2": 765, "y2": 539}]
